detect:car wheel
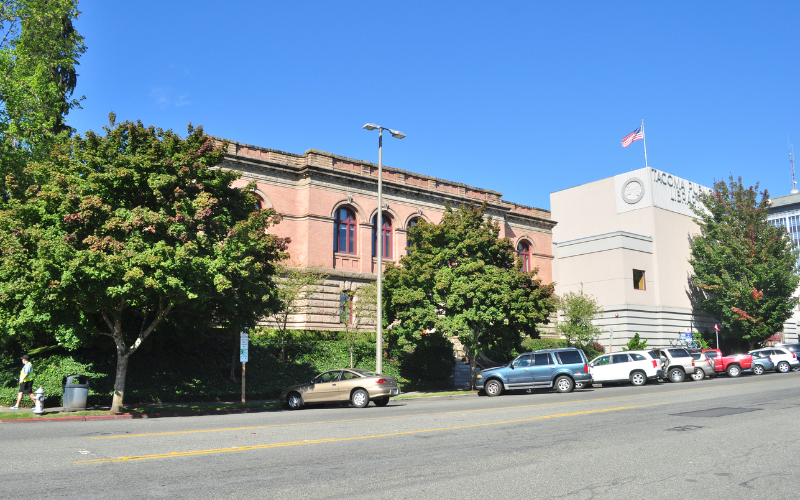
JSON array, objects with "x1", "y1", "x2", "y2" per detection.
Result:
[
  {"x1": 753, "y1": 364, "x2": 764, "y2": 375},
  {"x1": 777, "y1": 361, "x2": 791, "y2": 373},
  {"x1": 691, "y1": 368, "x2": 705, "y2": 381},
  {"x1": 373, "y1": 397, "x2": 390, "y2": 407},
  {"x1": 630, "y1": 371, "x2": 647, "y2": 386},
  {"x1": 668, "y1": 368, "x2": 685, "y2": 383},
  {"x1": 484, "y1": 379, "x2": 503, "y2": 397},
  {"x1": 351, "y1": 389, "x2": 370, "y2": 408},
  {"x1": 726, "y1": 364, "x2": 741, "y2": 377},
  {"x1": 554, "y1": 376, "x2": 574, "y2": 393},
  {"x1": 287, "y1": 392, "x2": 303, "y2": 411}
]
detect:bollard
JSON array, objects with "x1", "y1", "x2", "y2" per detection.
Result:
[{"x1": 32, "y1": 387, "x2": 46, "y2": 415}]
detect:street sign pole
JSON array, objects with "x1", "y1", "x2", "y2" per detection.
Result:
[
  {"x1": 608, "y1": 327, "x2": 614, "y2": 353},
  {"x1": 240, "y1": 331, "x2": 249, "y2": 403}
]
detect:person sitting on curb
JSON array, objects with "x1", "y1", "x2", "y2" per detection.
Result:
[{"x1": 11, "y1": 355, "x2": 35, "y2": 410}]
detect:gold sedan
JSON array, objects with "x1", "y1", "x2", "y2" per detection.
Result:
[{"x1": 280, "y1": 369, "x2": 399, "y2": 410}]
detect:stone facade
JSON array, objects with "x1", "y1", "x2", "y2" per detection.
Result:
[{"x1": 218, "y1": 139, "x2": 556, "y2": 331}]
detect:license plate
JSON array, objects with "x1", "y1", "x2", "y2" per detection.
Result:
[{"x1": 391, "y1": 389, "x2": 398, "y2": 395}]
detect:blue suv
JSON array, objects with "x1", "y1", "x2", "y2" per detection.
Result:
[{"x1": 476, "y1": 348, "x2": 592, "y2": 396}]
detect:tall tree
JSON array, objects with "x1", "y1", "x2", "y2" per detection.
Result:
[
  {"x1": 0, "y1": 117, "x2": 288, "y2": 412},
  {"x1": 689, "y1": 176, "x2": 800, "y2": 349},
  {"x1": 0, "y1": 0, "x2": 86, "y2": 206},
  {"x1": 268, "y1": 263, "x2": 328, "y2": 362},
  {"x1": 339, "y1": 282, "x2": 377, "y2": 369},
  {"x1": 384, "y1": 203, "x2": 555, "y2": 388}
]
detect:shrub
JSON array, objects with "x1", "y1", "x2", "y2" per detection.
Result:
[
  {"x1": 400, "y1": 333, "x2": 455, "y2": 382},
  {"x1": 623, "y1": 333, "x2": 649, "y2": 351}
]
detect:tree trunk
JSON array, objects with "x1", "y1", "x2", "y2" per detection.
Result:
[
  {"x1": 110, "y1": 351, "x2": 129, "y2": 413},
  {"x1": 281, "y1": 329, "x2": 286, "y2": 363},
  {"x1": 469, "y1": 349, "x2": 477, "y2": 390},
  {"x1": 349, "y1": 344, "x2": 353, "y2": 368}
]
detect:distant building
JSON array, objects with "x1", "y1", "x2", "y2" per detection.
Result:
[
  {"x1": 219, "y1": 139, "x2": 555, "y2": 331},
  {"x1": 766, "y1": 192, "x2": 800, "y2": 343},
  {"x1": 551, "y1": 167, "x2": 799, "y2": 350}
]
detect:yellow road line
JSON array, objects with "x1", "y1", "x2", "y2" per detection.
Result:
[
  {"x1": 88, "y1": 378, "x2": 773, "y2": 441},
  {"x1": 73, "y1": 402, "x2": 667, "y2": 464}
]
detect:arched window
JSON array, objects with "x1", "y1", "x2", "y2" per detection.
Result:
[
  {"x1": 372, "y1": 213, "x2": 392, "y2": 259},
  {"x1": 406, "y1": 218, "x2": 418, "y2": 255},
  {"x1": 253, "y1": 195, "x2": 265, "y2": 210},
  {"x1": 517, "y1": 241, "x2": 531, "y2": 273},
  {"x1": 335, "y1": 207, "x2": 357, "y2": 254}
]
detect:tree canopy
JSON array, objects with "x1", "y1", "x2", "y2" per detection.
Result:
[
  {"x1": 0, "y1": 117, "x2": 288, "y2": 411},
  {"x1": 689, "y1": 176, "x2": 800, "y2": 348},
  {"x1": 556, "y1": 286, "x2": 603, "y2": 353},
  {"x1": 383, "y1": 203, "x2": 555, "y2": 388}
]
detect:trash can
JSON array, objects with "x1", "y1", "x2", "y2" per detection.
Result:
[{"x1": 62, "y1": 375, "x2": 90, "y2": 411}]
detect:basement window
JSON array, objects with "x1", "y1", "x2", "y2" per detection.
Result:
[{"x1": 633, "y1": 270, "x2": 646, "y2": 290}]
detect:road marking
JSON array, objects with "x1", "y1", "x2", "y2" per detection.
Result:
[
  {"x1": 73, "y1": 402, "x2": 667, "y2": 464},
  {"x1": 87, "y1": 378, "x2": 776, "y2": 441}
]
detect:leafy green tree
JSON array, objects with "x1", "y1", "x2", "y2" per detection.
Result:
[
  {"x1": 0, "y1": 117, "x2": 288, "y2": 411},
  {"x1": 689, "y1": 176, "x2": 800, "y2": 349},
  {"x1": 623, "y1": 333, "x2": 648, "y2": 351},
  {"x1": 384, "y1": 203, "x2": 555, "y2": 388},
  {"x1": 339, "y1": 282, "x2": 377, "y2": 368},
  {"x1": 556, "y1": 287, "x2": 604, "y2": 351},
  {"x1": 0, "y1": 0, "x2": 85, "y2": 143},
  {"x1": 268, "y1": 264, "x2": 328, "y2": 363}
]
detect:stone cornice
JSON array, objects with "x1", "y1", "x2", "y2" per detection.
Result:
[{"x1": 216, "y1": 138, "x2": 554, "y2": 228}]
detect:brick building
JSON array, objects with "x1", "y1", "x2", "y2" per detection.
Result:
[{"x1": 220, "y1": 139, "x2": 556, "y2": 331}]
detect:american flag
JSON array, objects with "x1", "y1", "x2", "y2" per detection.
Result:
[{"x1": 621, "y1": 125, "x2": 644, "y2": 148}]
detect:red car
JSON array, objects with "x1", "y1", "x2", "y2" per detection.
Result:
[{"x1": 702, "y1": 349, "x2": 752, "y2": 377}]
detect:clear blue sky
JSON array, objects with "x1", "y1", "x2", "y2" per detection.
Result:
[{"x1": 69, "y1": 1, "x2": 800, "y2": 211}]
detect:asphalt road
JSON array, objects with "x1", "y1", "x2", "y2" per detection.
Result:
[{"x1": 2, "y1": 371, "x2": 799, "y2": 499}]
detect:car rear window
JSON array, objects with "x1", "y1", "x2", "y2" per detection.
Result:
[
  {"x1": 690, "y1": 353, "x2": 702, "y2": 360},
  {"x1": 646, "y1": 351, "x2": 658, "y2": 359},
  {"x1": 774, "y1": 348, "x2": 788, "y2": 355},
  {"x1": 668, "y1": 349, "x2": 691, "y2": 358},
  {"x1": 556, "y1": 350, "x2": 583, "y2": 365}
]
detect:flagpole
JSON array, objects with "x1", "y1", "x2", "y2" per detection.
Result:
[{"x1": 642, "y1": 119, "x2": 649, "y2": 168}]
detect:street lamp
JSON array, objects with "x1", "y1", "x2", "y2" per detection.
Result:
[{"x1": 362, "y1": 122, "x2": 406, "y2": 374}]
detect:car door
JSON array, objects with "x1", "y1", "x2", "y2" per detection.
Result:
[
  {"x1": 507, "y1": 354, "x2": 534, "y2": 386},
  {"x1": 628, "y1": 352, "x2": 655, "y2": 377},
  {"x1": 304, "y1": 370, "x2": 342, "y2": 402},
  {"x1": 337, "y1": 370, "x2": 363, "y2": 400},
  {"x1": 590, "y1": 355, "x2": 613, "y2": 382},
  {"x1": 611, "y1": 353, "x2": 633, "y2": 380},
  {"x1": 530, "y1": 352, "x2": 556, "y2": 384}
]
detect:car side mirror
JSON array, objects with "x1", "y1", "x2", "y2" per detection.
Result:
[
  {"x1": 589, "y1": 362, "x2": 594, "y2": 367},
  {"x1": 310, "y1": 380, "x2": 316, "y2": 385},
  {"x1": 509, "y1": 363, "x2": 515, "y2": 369}
]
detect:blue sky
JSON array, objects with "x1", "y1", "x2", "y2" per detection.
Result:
[{"x1": 69, "y1": 1, "x2": 800, "y2": 210}]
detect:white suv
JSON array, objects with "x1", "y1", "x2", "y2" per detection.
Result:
[
  {"x1": 588, "y1": 350, "x2": 663, "y2": 386},
  {"x1": 749, "y1": 347, "x2": 800, "y2": 373}
]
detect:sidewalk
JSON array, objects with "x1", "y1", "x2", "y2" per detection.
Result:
[{"x1": 0, "y1": 389, "x2": 477, "y2": 423}]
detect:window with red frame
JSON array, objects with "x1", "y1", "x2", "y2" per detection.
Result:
[
  {"x1": 406, "y1": 218, "x2": 418, "y2": 255},
  {"x1": 335, "y1": 207, "x2": 357, "y2": 254},
  {"x1": 517, "y1": 241, "x2": 531, "y2": 273},
  {"x1": 372, "y1": 213, "x2": 392, "y2": 259}
]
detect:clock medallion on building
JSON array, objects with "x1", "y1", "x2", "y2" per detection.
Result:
[{"x1": 621, "y1": 177, "x2": 644, "y2": 204}]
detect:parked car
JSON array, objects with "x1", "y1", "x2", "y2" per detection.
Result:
[
  {"x1": 652, "y1": 348, "x2": 695, "y2": 382},
  {"x1": 476, "y1": 348, "x2": 591, "y2": 396},
  {"x1": 749, "y1": 347, "x2": 800, "y2": 373},
  {"x1": 280, "y1": 369, "x2": 399, "y2": 410},
  {"x1": 701, "y1": 349, "x2": 752, "y2": 377},
  {"x1": 689, "y1": 351, "x2": 715, "y2": 380},
  {"x1": 750, "y1": 351, "x2": 775, "y2": 375},
  {"x1": 774, "y1": 344, "x2": 800, "y2": 370},
  {"x1": 588, "y1": 350, "x2": 663, "y2": 386}
]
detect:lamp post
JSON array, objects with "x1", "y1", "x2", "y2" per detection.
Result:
[{"x1": 362, "y1": 123, "x2": 406, "y2": 374}]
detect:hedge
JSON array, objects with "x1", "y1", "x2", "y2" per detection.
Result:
[{"x1": 0, "y1": 330, "x2": 431, "y2": 408}]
